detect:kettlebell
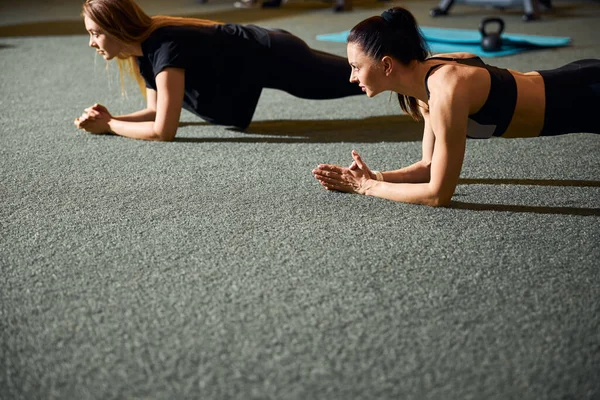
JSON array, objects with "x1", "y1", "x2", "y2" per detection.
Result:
[{"x1": 479, "y1": 17, "x2": 505, "y2": 52}]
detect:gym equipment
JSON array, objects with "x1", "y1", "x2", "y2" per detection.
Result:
[
  {"x1": 430, "y1": 0, "x2": 552, "y2": 22},
  {"x1": 316, "y1": 27, "x2": 571, "y2": 58},
  {"x1": 480, "y1": 17, "x2": 504, "y2": 52}
]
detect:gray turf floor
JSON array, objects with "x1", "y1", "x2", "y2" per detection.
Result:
[{"x1": 1, "y1": 0, "x2": 599, "y2": 399}]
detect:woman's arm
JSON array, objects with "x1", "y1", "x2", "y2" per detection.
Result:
[
  {"x1": 111, "y1": 89, "x2": 157, "y2": 122},
  {"x1": 79, "y1": 92, "x2": 156, "y2": 125},
  {"x1": 364, "y1": 72, "x2": 469, "y2": 206},
  {"x1": 380, "y1": 103, "x2": 435, "y2": 183},
  {"x1": 107, "y1": 68, "x2": 184, "y2": 141},
  {"x1": 76, "y1": 68, "x2": 184, "y2": 141}
]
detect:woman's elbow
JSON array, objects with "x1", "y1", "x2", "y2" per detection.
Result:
[
  {"x1": 425, "y1": 186, "x2": 454, "y2": 207},
  {"x1": 427, "y1": 196, "x2": 452, "y2": 207},
  {"x1": 155, "y1": 132, "x2": 176, "y2": 142},
  {"x1": 152, "y1": 126, "x2": 177, "y2": 142}
]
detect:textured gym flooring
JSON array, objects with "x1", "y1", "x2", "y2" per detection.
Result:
[{"x1": 1, "y1": 0, "x2": 599, "y2": 399}]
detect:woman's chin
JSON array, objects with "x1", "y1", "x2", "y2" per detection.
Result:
[
  {"x1": 366, "y1": 89, "x2": 383, "y2": 98},
  {"x1": 98, "y1": 52, "x2": 113, "y2": 60}
]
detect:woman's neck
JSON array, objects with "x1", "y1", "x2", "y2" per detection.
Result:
[
  {"x1": 130, "y1": 43, "x2": 144, "y2": 57},
  {"x1": 122, "y1": 42, "x2": 143, "y2": 57},
  {"x1": 388, "y1": 60, "x2": 433, "y2": 102}
]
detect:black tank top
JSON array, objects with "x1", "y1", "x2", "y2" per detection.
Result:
[{"x1": 424, "y1": 56, "x2": 517, "y2": 138}]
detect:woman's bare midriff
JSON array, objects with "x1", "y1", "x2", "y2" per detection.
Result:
[{"x1": 502, "y1": 71, "x2": 546, "y2": 138}]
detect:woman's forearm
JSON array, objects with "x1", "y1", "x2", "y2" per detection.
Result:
[
  {"x1": 381, "y1": 160, "x2": 431, "y2": 183},
  {"x1": 107, "y1": 119, "x2": 173, "y2": 141},
  {"x1": 363, "y1": 180, "x2": 448, "y2": 207},
  {"x1": 113, "y1": 108, "x2": 156, "y2": 122}
]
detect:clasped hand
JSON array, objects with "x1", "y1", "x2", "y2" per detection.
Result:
[
  {"x1": 312, "y1": 150, "x2": 376, "y2": 195},
  {"x1": 74, "y1": 104, "x2": 112, "y2": 134}
]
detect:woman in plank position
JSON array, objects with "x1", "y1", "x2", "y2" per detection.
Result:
[
  {"x1": 74, "y1": 0, "x2": 363, "y2": 141},
  {"x1": 312, "y1": 7, "x2": 599, "y2": 207}
]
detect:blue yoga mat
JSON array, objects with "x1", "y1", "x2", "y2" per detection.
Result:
[{"x1": 316, "y1": 27, "x2": 571, "y2": 57}]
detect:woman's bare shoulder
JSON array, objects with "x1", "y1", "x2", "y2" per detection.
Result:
[
  {"x1": 426, "y1": 52, "x2": 483, "y2": 91},
  {"x1": 427, "y1": 63, "x2": 481, "y2": 102},
  {"x1": 427, "y1": 63, "x2": 464, "y2": 86}
]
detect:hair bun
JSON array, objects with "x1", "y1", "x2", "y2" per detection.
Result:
[
  {"x1": 380, "y1": 10, "x2": 395, "y2": 24},
  {"x1": 381, "y1": 8, "x2": 410, "y2": 25}
]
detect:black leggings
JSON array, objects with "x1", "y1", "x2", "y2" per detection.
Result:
[
  {"x1": 538, "y1": 59, "x2": 600, "y2": 136},
  {"x1": 262, "y1": 29, "x2": 363, "y2": 99},
  {"x1": 224, "y1": 30, "x2": 362, "y2": 129}
]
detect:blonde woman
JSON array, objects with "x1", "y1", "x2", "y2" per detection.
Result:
[{"x1": 75, "y1": 0, "x2": 362, "y2": 141}]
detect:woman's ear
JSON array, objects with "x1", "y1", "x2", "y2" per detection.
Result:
[{"x1": 381, "y1": 56, "x2": 393, "y2": 76}]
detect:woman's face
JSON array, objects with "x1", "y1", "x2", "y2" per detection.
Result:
[
  {"x1": 84, "y1": 15, "x2": 122, "y2": 60},
  {"x1": 347, "y1": 42, "x2": 386, "y2": 98}
]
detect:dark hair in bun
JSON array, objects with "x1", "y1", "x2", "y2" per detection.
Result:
[{"x1": 348, "y1": 7, "x2": 429, "y2": 120}]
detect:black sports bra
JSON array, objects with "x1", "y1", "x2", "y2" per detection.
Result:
[{"x1": 424, "y1": 56, "x2": 517, "y2": 138}]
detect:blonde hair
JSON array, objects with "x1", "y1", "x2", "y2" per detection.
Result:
[{"x1": 82, "y1": 0, "x2": 220, "y2": 97}]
